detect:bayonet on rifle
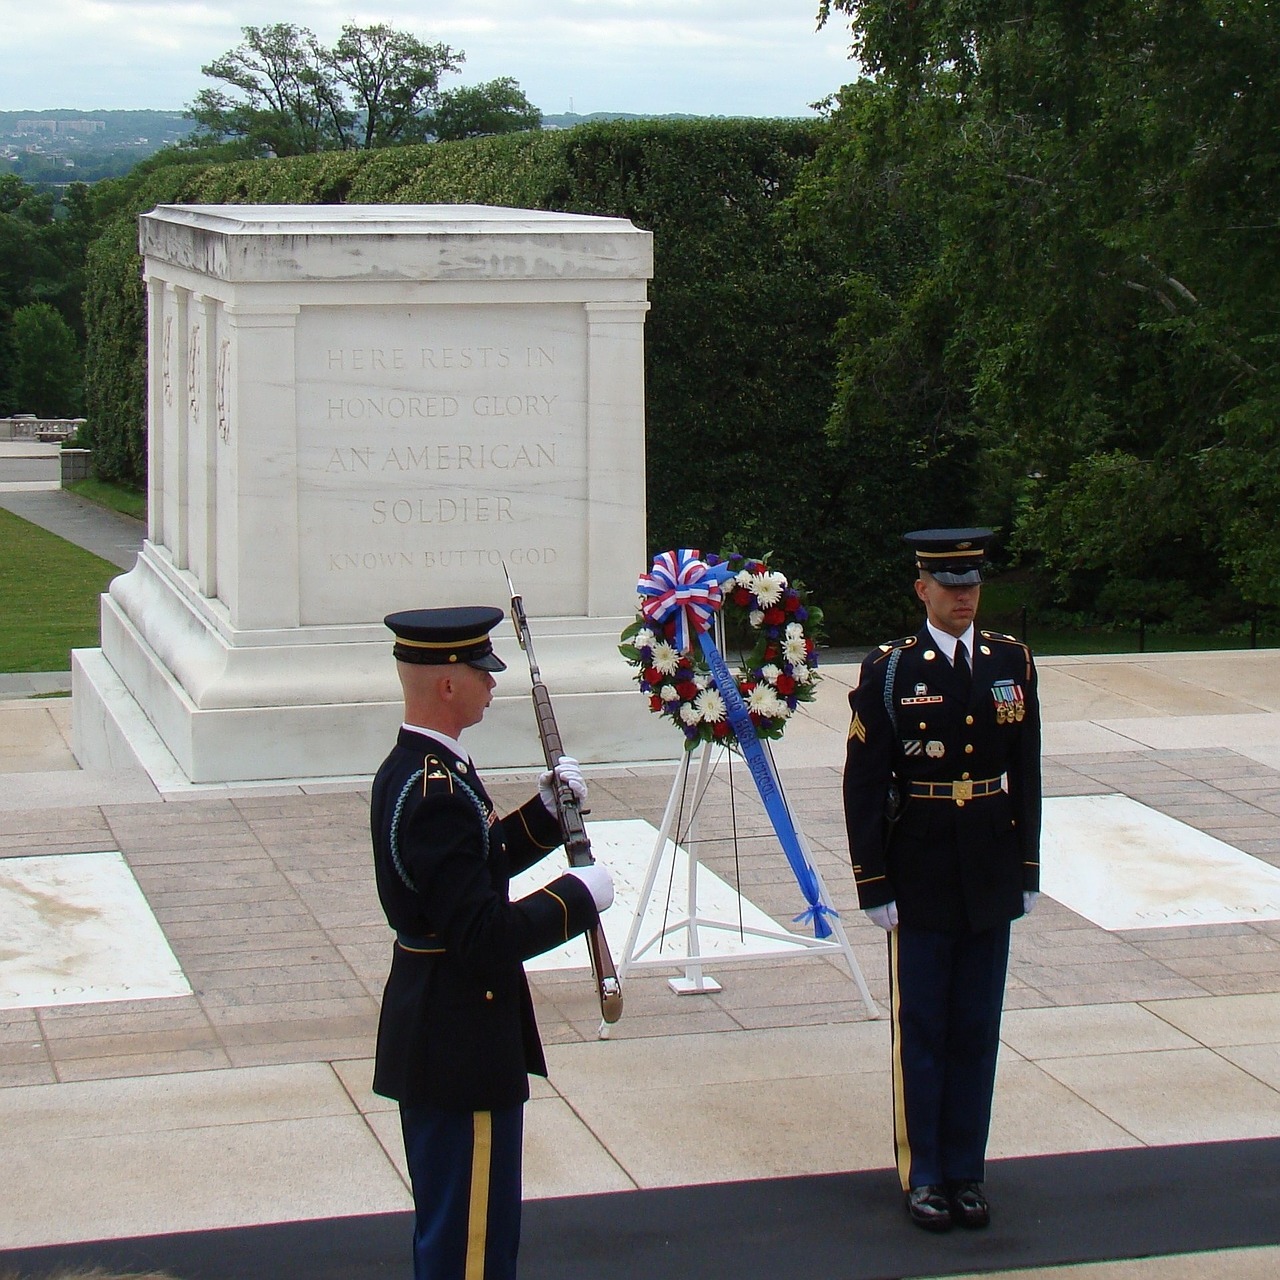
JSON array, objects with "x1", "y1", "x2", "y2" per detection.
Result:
[{"x1": 504, "y1": 564, "x2": 623, "y2": 1026}]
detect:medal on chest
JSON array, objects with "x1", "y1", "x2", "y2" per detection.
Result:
[{"x1": 992, "y1": 680, "x2": 1026, "y2": 724}]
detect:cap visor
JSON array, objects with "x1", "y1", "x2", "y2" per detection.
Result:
[
  {"x1": 930, "y1": 569, "x2": 984, "y2": 586},
  {"x1": 469, "y1": 652, "x2": 507, "y2": 672}
]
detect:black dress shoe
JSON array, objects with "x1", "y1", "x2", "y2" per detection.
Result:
[
  {"x1": 947, "y1": 1180, "x2": 990, "y2": 1228},
  {"x1": 904, "y1": 1184, "x2": 952, "y2": 1231}
]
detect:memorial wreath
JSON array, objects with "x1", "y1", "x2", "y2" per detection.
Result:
[{"x1": 619, "y1": 550, "x2": 823, "y2": 749}]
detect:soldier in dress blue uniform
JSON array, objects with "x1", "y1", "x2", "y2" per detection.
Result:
[
  {"x1": 843, "y1": 530, "x2": 1041, "y2": 1232},
  {"x1": 371, "y1": 605, "x2": 614, "y2": 1279}
]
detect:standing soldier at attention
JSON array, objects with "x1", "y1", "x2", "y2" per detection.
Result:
[
  {"x1": 843, "y1": 530, "x2": 1042, "y2": 1233},
  {"x1": 371, "y1": 605, "x2": 614, "y2": 1280}
]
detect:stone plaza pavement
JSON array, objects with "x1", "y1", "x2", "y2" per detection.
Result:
[{"x1": 1, "y1": 644, "x2": 1279, "y2": 1280}]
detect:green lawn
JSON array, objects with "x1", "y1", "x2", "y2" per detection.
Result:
[
  {"x1": 0, "y1": 506, "x2": 119, "y2": 673},
  {"x1": 65, "y1": 476, "x2": 147, "y2": 520},
  {"x1": 978, "y1": 578, "x2": 1274, "y2": 656}
]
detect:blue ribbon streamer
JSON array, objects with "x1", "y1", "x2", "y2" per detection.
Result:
[{"x1": 697, "y1": 628, "x2": 837, "y2": 939}]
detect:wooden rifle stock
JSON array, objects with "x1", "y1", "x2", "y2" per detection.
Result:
[{"x1": 505, "y1": 568, "x2": 622, "y2": 1025}]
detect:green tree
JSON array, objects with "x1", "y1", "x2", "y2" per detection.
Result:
[
  {"x1": 188, "y1": 23, "x2": 349, "y2": 156},
  {"x1": 326, "y1": 23, "x2": 464, "y2": 148},
  {"x1": 0, "y1": 176, "x2": 94, "y2": 413},
  {"x1": 188, "y1": 22, "x2": 465, "y2": 154},
  {"x1": 433, "y1": 78, "x2": 542, "y2": 142},
  {"x1": 806, "y1": 1, "x2": 1280, "y2": 620},
  {"x1": 10, "y1": 302, "x2": 81, "y2": 416}
]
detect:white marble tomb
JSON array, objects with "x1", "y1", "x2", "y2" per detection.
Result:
[{"x1": 73, "y1": 205, "x2": 673, "y2": 784}]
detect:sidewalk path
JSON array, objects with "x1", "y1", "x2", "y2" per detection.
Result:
[
  {"x1": 0, "y1": 648, "x2": 1278, "y2": 1277},
  {"x1": 0, "y1": 488, "x2": 144, "y2": 571}
]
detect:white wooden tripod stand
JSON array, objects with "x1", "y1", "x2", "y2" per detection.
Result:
[{"x1": 615, "y1": 735, "x2": 881, "y2": 1019}]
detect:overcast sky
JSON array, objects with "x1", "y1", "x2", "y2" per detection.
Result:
[{"x1": 3, "y1": 1, "x2": 860, "y2": 118}]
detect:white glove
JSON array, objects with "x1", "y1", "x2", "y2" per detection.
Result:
[
  {"x1": 1023, "y1": 891, "x2": 1040, "y2": 916},
  {"x1": 865, "y1": 901, "x2": 899, "y2": 931},
  {"x1": 538, "y1": 755, "x2": 587, "y2": 814},
  {"x1": 567, "y1": 862, "x2": 614, "y2": 911}
]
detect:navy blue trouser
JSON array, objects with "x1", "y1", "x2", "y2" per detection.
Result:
[
  {"x1": 399, "y1": 1101, "x2": 524, "y2": 1280},
  {"x1": 888, "y1": 921, "x2": 1010, "y2": 1189}
]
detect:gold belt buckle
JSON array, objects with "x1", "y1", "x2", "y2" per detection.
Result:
[{"x1": 952, "y1": 779, "x2": 973, "y2": 803}]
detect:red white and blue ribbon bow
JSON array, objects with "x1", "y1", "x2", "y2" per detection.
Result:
[{"x1": 636, "y1": 549, "x2": 734, "y2": 652}]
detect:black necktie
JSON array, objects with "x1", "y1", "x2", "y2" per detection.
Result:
[{"x1": 954, "y1": 643, "x2": 971, "y2": 688}]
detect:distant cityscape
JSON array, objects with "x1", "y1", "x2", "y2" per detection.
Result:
[
  {"x1": 2, "y1": 107, "x2": 702, "y2": 191},
  {"x1": 1, "y1": 110, "x2": 197, "y2": 187}
]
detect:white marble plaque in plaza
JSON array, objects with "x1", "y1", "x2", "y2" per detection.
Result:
[
  {"x1": 73, "y1": 205, "x2": 671, "y2": 784},
  {"x1": 0, "y1": 851, "x2": 189, "y2": 1010},
  {"x1": 1041, "y1": 793, "x2": 1280, "y2": 930},
  {"x1": 515, "y1": 819, "x2": 820, "y2": 974}
]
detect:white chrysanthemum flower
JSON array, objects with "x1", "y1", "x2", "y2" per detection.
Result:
[
  {"x1": 635, "y1": 627, "x2": 656, "y2": 648},
  {"x1": 735, "y1": 569, "x2": 753, "y2": 587},
  {"x1": 760, "y1": 664, "x2": 780, "y2": 682},
  {"x1": 749, "y1": 610, "x2": 765, "y2": 627},
  {"x1": 679, "y1": 704, "x2": 702, "y2": 725},
  {"x1": 660, "y1": 683, "x2": 680, "y2": 703},
  {"x1": 751, "y1": 571, "x2": 787, "y2": 607},
  {"x1": 784, "y1": 636, "x2": 809, "y2": 665},
  {"x1": 790, "y1": 663, "x2": 811, "y2": 685},
  {"x1": 747, "y1": 684, "x2": 777, "y2": 715},
  {"x1": 695, "y1": 688, "x2": 726, "y2": 723},
  {"x1": 651, "y1": 641, "x2": 680, "y2": 675},
  {"x1": 785, "y1": 622, "x2": 804, "y2": 639}
]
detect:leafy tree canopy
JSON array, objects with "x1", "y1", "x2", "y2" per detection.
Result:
[
  {"x1": 804, "y1": 1, "x2": 1280, "y2": 618},
  {"x1": 186, "y1": 22, "x2": 538, "y2": 155},
  {"x1": 433, "y1": 77, "x2": 542, "y2": 142},
  {"x1": 9, "y1": 301, "x2": 81, "y2": 416}
]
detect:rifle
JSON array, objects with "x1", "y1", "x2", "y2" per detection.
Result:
[{"x1": 503, "y1": 565, "x2": 623, "y2": 1027}]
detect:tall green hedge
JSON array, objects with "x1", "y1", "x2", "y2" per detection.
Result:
[{"x1": 83, "y1": 121, "x2": 925, "y2": 637}]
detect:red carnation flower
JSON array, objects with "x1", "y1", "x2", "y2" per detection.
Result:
[
  {"x1": 774, "y1": 673, "x2": 796, "y2": 695},
  {"x1": 676, "y1": 681, "x2": 698, "y2": 700},
  {"x1": 649, "y1": 695, "x2": 663, "y2": 711},
  {"x1": 784, "y1": 594, "x2": 800, "y2": 613},
  {"x1": 643, "y1": 667, "x2": 662, "y2": 685},
  {"x1": 733, "y1": 587, "x2": 752, "y2": 606},
  {"x1": 764, "y1": 607, "x2": 785, "y2": 625}
]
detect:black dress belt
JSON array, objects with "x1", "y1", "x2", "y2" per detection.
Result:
[
  {"x1": 396, "y1": 932, "x2": 445, "y2": 954},
  {"x1": 906, "y1": 776, "x2": 1004, "y2": 805}
]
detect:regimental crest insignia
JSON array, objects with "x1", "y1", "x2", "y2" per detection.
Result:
[
  {"x1": 914, "y1": 683, "x2": 928, "y2": 696},
  {"x1": 992, "y1": 680, "x2": 1026, "y2": 724},
  {"x1": 925, "y1": 740, "x2": 946, "y2": 759},
  {"x1": 849, "y1": 711, "x2": 867, "y2": 743}
]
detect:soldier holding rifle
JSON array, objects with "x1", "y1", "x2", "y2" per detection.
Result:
[{"x1": 371, "y1": 605, "x2": 614, "y2": 1280}]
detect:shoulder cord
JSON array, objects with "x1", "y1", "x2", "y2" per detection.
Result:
[
  {"x1": 388, "y1": 767, "x2": 491, "y2": 895},
  {"x1": 883, "y1": 646, "x2": 902, "y2": 737}
]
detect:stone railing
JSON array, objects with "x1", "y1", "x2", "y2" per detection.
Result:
[{"x1": 0, "y1": 416, "x2": 86, "y2": 442}]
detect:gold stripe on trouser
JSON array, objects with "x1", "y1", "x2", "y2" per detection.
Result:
[
  {"x1": 466, "y1": 1111, "x2": 493, "y2": 1280},
  {"x1": 889, "y1": 929, "x2": 912, "y2": 1190}
]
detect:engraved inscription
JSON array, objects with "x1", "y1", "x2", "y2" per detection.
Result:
[
  {"x1": 326, "y1": 547, "x2": 558, "y2": 571},
  {"x1": 371, "y1": 497, "x2": 514, "y2": 524},
  {"x1": 295, "y1": 304, "x2": 587, "y2": 622},
  {"x1": 325, "y1": 443, "x2": 556, "y2": 472}
]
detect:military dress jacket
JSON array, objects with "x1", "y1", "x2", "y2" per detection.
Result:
[
  {"x1": 842, "y1": 627, "x2": 1042, "y2": 934},
  {"x1": 370, "y1": 728, "x2": 599, "y2": 1110}
]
